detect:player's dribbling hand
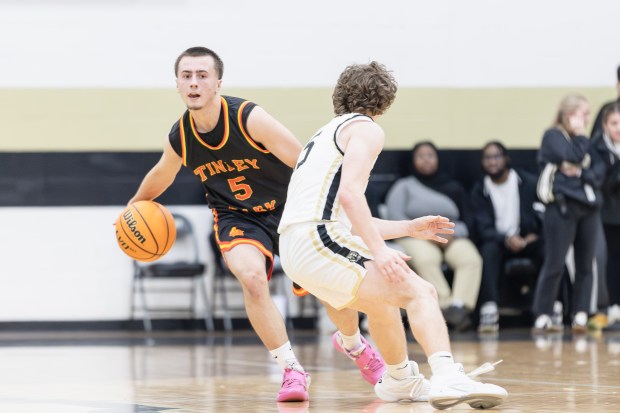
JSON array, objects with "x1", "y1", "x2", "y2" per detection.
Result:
[
  {"x1": 407, "y1": 215, "x2": 455, "y2": 243},
  {"x1": 373, "y1": 246, "x2": 411, "y2": 283}
]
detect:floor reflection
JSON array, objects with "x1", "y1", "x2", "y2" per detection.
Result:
[{"x1": 0, "y1": 329, "x2": 617, "y2": 412}]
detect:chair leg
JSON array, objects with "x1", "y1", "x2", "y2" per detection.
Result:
[
  {"x1": 190, "y1": 278, "x2": 197, "y2": 319},
  {"x1": 130, "y1": 275, "x2": 137, "y2": 321},
  {"x1": 274, "y1": 274, "x2": 293, "y2": 330},
  {"x1": 138, "y1": 277, "x2": 152, "y2": 331},
  {"x1": 219, "y1": 273, "x2": 233, "y2": 332},
  {"x1": 198, "y1": 276, "x2": 215, "y2": 331}
]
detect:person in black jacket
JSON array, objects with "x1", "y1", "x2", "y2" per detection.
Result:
[
  {"x1": 471, "y1": 141, "x2": 544, "y2": 333},
  {"x1": 590, "y1": 102, "x2": 620, "y2": 330},
  {"x1": 590, "y1": 64, "x2": 620, "y2": 140},
  {"x1": 533, "y1": 94, "x2": 606, "y2": 333}
]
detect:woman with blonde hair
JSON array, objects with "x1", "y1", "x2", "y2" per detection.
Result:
[{"x1": 533, "y1": 94, "x2": 605, "y2": 332}]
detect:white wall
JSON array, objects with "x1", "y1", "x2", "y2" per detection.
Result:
[
  {"x1": 0, "y1": 0, "x2": 618, "y2": 88},
  {"x1": 0, "y1": 0, "x2": 619, "y2": 322},
  {"x1": 0, "y1": 206, "x2": 216, "y2": 321}
]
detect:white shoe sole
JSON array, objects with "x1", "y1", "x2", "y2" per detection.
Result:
[
  {"x1": 374, "y1": 379, "x2": 429, "y2": 402},
  {"x1": 429, "y1": 393, "x2": 507, "y2": 410},
  {"x1": 374, "y1": 387, "x2": 428, "y2": 402}
]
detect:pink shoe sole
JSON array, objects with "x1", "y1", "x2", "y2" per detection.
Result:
[{"x1": 277, "y1": 368, "x2": 310, "y2": 402}]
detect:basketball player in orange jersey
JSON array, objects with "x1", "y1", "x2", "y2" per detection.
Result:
[
  {"x1": 278, "y1": 61, "x2": 508, "y2": 409},
  {"x1": 127, "y1": 47, "x2": 386, "y2": 402}
]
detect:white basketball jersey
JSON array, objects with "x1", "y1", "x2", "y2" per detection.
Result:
[{"x1": 278, "y1": 113, "x2": 374, "y2": 233}]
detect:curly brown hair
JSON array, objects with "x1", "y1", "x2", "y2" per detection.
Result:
[{"x1": 332, "y1": 61, "x2": 397, "y2": 116}]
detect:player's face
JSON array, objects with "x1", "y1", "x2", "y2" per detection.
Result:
[
  {"x1": 413, "y1": 144, "x2": 438, "y2": 176},
  {"x1": 176, "y1": 55, "x2": 221, "y2": 110},
  {"x1": 604, "y1": 112, "x2": 620, "y2": 143}
]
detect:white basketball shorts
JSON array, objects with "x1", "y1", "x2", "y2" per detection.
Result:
[{"x1": 279, "y1": 222, "x2": 372, "y2": 310}]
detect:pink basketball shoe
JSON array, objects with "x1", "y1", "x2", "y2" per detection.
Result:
[
  {"x1": 332, "y1": 332, "x2": 386, "y2": 385},
  {"x1": 276, "y1": 368, "x2": 311, "y2": 402}
]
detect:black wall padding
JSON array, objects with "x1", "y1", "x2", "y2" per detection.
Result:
[
  {"x1": 0, "y1": 152, "x2": 206, "y2": 206},
  {"x1": 0, "y1": 150, "x2": 538, "y2": 208}
]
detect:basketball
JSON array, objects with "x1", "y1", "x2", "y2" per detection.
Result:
[{"x1": 115, "y1": 200, "x2": 176, "y2": 262}]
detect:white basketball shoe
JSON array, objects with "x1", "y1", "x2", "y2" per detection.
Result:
[
  {"x1": 428, "y1": 361, "x2": 507, "y2": 409},
  {"x1": 374, "y1": 362, "x2": 430, "y2": 402}
]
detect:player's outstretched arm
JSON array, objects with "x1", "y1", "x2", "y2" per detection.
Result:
[
  {"x1": 372, "y1": 216, "x2": 455, "y2": 243},
  {"x1": 128, "y1": 138, "x2": 183, "y2": 205},
  {"x1": 245, "y1": 106, "x2": 303, "y2": 168}
]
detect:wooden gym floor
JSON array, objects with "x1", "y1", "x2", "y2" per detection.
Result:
[{"x1": 0, "y1": 328, "x2": 618, "y2": 413}]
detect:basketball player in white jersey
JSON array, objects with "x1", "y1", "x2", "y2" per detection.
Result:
[{"x1": 278, "y1": 61, "x2": 508, "y2": 409}]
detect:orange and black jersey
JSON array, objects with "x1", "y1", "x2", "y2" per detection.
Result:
[{"x1": 168, "y1": 95, "x2": 293, "y2": 213}]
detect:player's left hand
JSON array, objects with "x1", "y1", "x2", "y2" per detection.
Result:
[{"x1": 407, "y1": 215, "x2": 455, "y2": 243}]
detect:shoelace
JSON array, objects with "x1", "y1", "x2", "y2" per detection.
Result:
[
  {"x1": 466, "y1": 360, "x2": 503, "y2": 379},
  {"x1": 408, "y1": 373, "x2": 427, "y2": 399},
  {"x1": 349, "y1": 344, "x2": 383, "y2": 373},
  {"x1": 282, "y1": 375, "x2": 307, "y2": 389},
  {"x1": 363, "y1": 353, "x2": 384, "y2": 372}
]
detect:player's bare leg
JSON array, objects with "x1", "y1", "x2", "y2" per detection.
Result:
[
  {"x1": 323, "y1": 303, "x2": 386, "y2": 384},
  {"x1": 224, "y1": 244, "x2": 288, "y2": 348},
  {"x1": 352, "y1": 262, "x2": 507, "y2": 408},
  {"x1": 351, "y1": 297, "x2": 430, "y2": 402},
  {"x1": 224, "y1": 244, "x2": 309, "y2": 401}
]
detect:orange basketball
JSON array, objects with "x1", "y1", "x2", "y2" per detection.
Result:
[{"x1": 115, "y1": 200, "x2": 176, "y2": 262}]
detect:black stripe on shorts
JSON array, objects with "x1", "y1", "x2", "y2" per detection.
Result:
[{"x1": 316, "y1": 224, "x2": 369, "y2": 268}]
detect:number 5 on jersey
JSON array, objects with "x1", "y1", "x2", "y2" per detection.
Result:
[{"x1": 228, "y1": 176, "x2": 253, "y2": 201}]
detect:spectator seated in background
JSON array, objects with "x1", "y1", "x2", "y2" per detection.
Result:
[
  {"x1": 385, "y1": 141, "x2": 482, "y2": 332},
  {"x1": 470, "y1": 141, "x2": 544, "y2": 333}
]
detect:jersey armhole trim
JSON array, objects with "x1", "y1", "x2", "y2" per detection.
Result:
[
  {"x1": 178, "y1": 115, "x2": 188, "y2": 167},
  {"x1": 332, "y1": 114, "x2": 373, "y2": 155},
  {"x1": 238, "y1": 102, "x2": 270, "y2": 154}
]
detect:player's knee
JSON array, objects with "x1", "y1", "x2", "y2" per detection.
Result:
[
  {"x1": 403, "y1": 278, "x2": 438, "y2": 306},
  {"x1": 236, "y1": 269, "x2": 269, "y2": 298}
]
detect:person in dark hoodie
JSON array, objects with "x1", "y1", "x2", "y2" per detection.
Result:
[
  {"x1": 590, "y1": 64, "x2": 620, "y2": 140},
  {"x1": 470, "y1": 141, "x2": 544, "y2": 333},
  {"x1": 533, "y1": 94, "x2": 605, "y2": 333},
  {"x1": 385, "y1": 141, "x2": 482, "y2": 331},
  {"x1": 590, "y1": 102, "x2": 620, "y2": 330}
]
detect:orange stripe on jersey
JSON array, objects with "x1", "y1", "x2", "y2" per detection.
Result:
[
  {"x1": 212, "y1": 209, "x2": 221, "y2": 243},
  {"x1": 218, "y1": 238, "x2": 273, "y2": 260},
  {"x1": 178, "y1": 115, "x2": 188, "y2": 166},
  {"x1": 238, "y1": 101, "x2": 270, "y2": 154},
  {"x1": 211, "y1": 196, "x2": 275, "y2": 279},
  {"x1": 189, "y1": 97, "x2": 230, "y2": 150},
  {"x1": 216, "y1": 234, "x2": 275, "y2": 279}
]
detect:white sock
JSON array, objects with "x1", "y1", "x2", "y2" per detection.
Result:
[
  {"x1": 428, "y1": 351, "x2": 456, "y2": 376},
  {"x1": 338, "y1": 329, "x2": 363, "y2": 353},
  {"x1": 270, "y1": 341, "x2": 304, "y2": 372},
  {"x1": 387, "y1": 357, "x2": 412, "y2": 380}
]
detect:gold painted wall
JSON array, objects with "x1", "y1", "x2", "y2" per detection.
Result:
[{"x1": 0, "y1": 87, "x2": 614, "y2": 151}]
